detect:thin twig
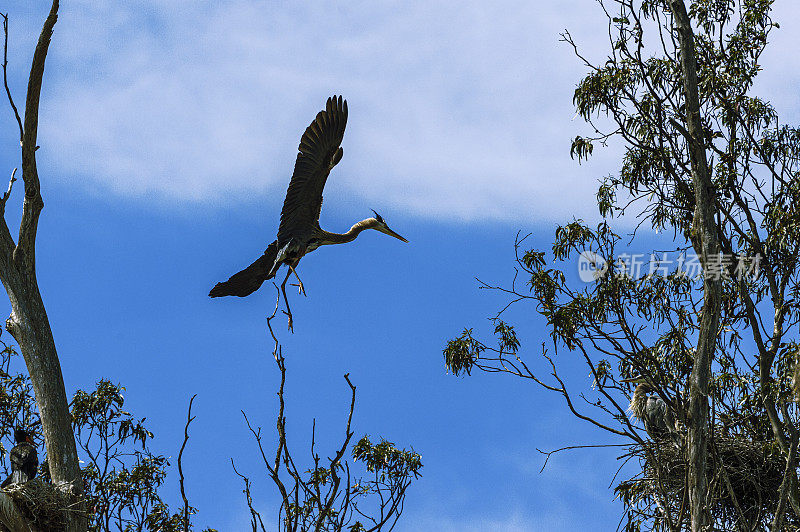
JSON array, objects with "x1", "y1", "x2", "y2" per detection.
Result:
[
  {"x1": 178, "y1": 394, "x2": 197, "y2": 530},
  {"x1": 0, "y1": 168, "x2": 15, "y2": 216},
  {"x1": 231, "y1": 458, "x2": 267, "y2": 532},
  {"x1": 536, "y1": 443, "x2": 630, "y2": 473},
  {"x1": 1, "y1": 13, "x2": 23, "y2": 143}
]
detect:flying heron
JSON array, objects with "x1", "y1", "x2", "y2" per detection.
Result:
[
  {"x1": 209, "y1": 96, "x2": 408, "y2": 330},
  {"x1": 621, "y1": 376, "x2": 681, "y2": 443}
]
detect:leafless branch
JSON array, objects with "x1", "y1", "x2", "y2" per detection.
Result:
[
  {"x1": 242, "y1": 291, "x2": 419, "y2": 530},
  {"x1": 536, "y1": 443, "x2": 630, "y2": 473},
  {"x1": 0, "y1": 168, "x2": 16, "y2": 217},
  {"x1": 15, "y1": 0, "x2": 59, "y2": 272},
  {"x1": 231, "y1": 459, "x2": 267, "y2": 532},
  {"x1": 178, "y1": 393, "x2": 196, "y2": 530},
  {"x1": 1, "y1": 13, "x2": 22, "y2": 143}
]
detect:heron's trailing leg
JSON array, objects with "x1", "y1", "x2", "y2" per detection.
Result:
[
  {"x1": 289, "y1": 265, "x2": 306, "y2": 296},
  {"x1": 280, "y1": 269, "x2": 295, "y2": 332}
]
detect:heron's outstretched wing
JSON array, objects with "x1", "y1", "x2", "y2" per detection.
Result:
[
  {"x1": 277, "y1": 96, "x2": 347, "y2": 243},
  {"x1": 209, "y1": 241, "x2": 279, "y2": 297}
]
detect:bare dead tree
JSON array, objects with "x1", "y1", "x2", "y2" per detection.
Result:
[
  {"x1": 446, "y1": 1, "x2": 800, "y2": 529},
  {"x1": 232, "y1": 289, "x2": 422, "y2": 532},
  {"x1": 0, "y1": 2, "x2": 86, "y2": 530}
]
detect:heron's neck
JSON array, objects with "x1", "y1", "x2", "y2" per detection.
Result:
[
  {"x1": 320, "y1": 218, "x2": 378, "y2": 244},
  {"x1": 630, "y1": 386, "x2": 648, "y2": 422}
]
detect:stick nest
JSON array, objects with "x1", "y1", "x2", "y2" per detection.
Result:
[
  {"x1": 3, "y1": 479, "x2": 75, "y2": 531},
  {"x1": 616, "y1": 435, "x2": 796, "y2": 528}
]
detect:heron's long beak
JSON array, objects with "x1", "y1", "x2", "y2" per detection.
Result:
[
  {"x1": 621, "y1": 375, "x2": 648, "y2": 384},
  {"x1": 382, "y1": 227, "x2": 408, "y2": 243}
]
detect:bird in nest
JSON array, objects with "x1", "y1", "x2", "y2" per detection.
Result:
[
  {"x1": 621, "y1": 375, "x2": 683, "y2": 445},
  {"x1": 1, "y1": 427, "x2": 38, "y2": 488}
]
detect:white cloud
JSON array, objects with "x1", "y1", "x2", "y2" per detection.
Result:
[
  {"x1": 401, "y1": 495, "x2": 614, "y2": 532},
  {"x1": 16, "y1": 1, "x2": 799, "y2": 222},
  {"x1": 400, "y1": 510, "x2": 546, "y2": 532}
]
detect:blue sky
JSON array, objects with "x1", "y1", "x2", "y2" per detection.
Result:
[{"x1": 1, "y1": 1, "x2": 799, "y2": 530}]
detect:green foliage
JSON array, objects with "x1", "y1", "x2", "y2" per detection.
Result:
[
  {"x1": 444, "y1": 321, "x2": 523, "y2": 376},
  {"x1": 280, "y1": 435, "x2": 421, "y2": 531},
  {"x1": 0, "y1": 344, "x2": 197, "y2": 531},
  {"x1": 352, "y1": 436, "x2": 422, "y2": 481},
  {"x1": 72, "y1": 379, "x2": 192, "y2": 531},
  {"x1": 443, "y1": 329, "x2": 484, "y2": 376},
  {"x1": 0, "y1": 338, "x2": 40, "y2": 469},
  {"x1": 570, "y1": 135, "x2": 594, "y2": 161},
  {"x1": 493, "y1": 321, "x2": 520, "y2": 354},
  {"x1": 72, "y1": 380, "x2": 152, "y2": 448}
]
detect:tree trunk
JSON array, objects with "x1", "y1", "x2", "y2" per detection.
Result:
[
  {"x1": 5, "y1": 280, "x2": 80, "y2": 493},
  {"x1": 0, "y1": 2, "x2": 85, "y2": 530},
  {"x1": 666, "y1": 1, "x2": 721, "y2": 530},
  {"x1": 0, "y1": 492, "x2": 43, "y2": 532}
]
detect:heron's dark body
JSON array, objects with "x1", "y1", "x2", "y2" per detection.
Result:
[
  {"x1": 1, "y1": 430, "x2": 37, "y2": 488},
  {"x1": 629, "y1": 382, "x2": 680, "y2": 444},
  {"x1": 209, "y1": 96, "x2": 349, "y2": 298},
  {"x1": 642, "y1": 394, "x2": 673, "y2": 440}
]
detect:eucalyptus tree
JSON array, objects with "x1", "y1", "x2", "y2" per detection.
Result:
[{"x1": 445, "y1": 0, "x2": 800, "y2": 529}]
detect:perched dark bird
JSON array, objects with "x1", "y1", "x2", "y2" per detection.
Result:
[
  {"x1": 621, "y1": 376, "x2": 681, "y2": 443},
  {"x1": 1, "y1": 428, "x2": 38, "y2": 488},
  {"x1": 209, "y1": 96, "x2": 408, "y2": 329}
]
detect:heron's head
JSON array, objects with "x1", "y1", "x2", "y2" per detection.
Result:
[
  {"x1": 621, "y1": 376, "x2": 653, "y2": 421},
  {"x1": 13, "y1": 427, "x2": 32, "y2": 445},
  {"x1": 370, "y1": 210, "x2": 408, "y2": 243}
]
